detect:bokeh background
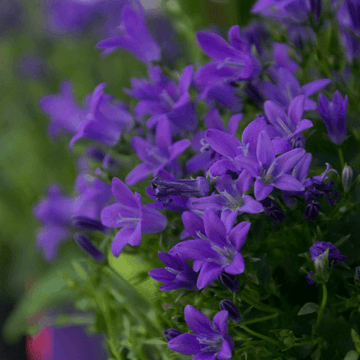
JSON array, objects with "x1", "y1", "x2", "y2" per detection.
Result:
[{"x1": 0, "y1": 0, "x2": 256, "y2": 359}]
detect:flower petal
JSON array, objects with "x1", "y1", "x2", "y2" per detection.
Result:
[
  {"x1": 205, "y1": 129, "x2": 241, "y2": 159},
  {"x1": 181, "y1": 211, "x2": 205, "y2": 238},
  {"x1": 170, "y1": 139, "x2": 191, "y2": 161},
  {"x1": 185, "y1": 305, "x2": 213, "y2": 335},
  {"x1": 174, "y1": 240, "x2": 216, "y2": 261},
  {"x1": 273, "y1": 174, "x2": 305, "y2": 191},
  {"x1": 301, "y1": 78, "x2": 331, "y2": 96},
  {"x1": 111, "y1": 228, "x2": 134, "y2": 257},
  {"x1": 125, "y1": 163, "x2": 152, "y2": 185},
  {"x1": 197, "y1": 262, "x2": 224, "y2": 289},
  {"x1": 155, "y1": 115, "x2": 171, "y2": 153},
  {"x1": 228, "y1": 221, "x2": 251, "y2": 250},
  {"x1": 213, "y1": 310, "x2": 228, "y2": 336},
  {"x1": 168, "y1": 333, "x2": 200, "y2": 355},
  {"x1": 288, "y1": 95, "x2": 305, "y2": 126},
  {"x1": 254, "y1": 178, "x2": 274, "y2": 200},
  {"x1": 111, "y1": 177, "x2": 138, "y2": 209},
  {"x1": 217, "y1": 339, "x2": 233, "y2": 359},
  {"x1": 141, "y1": 206, "x2": 167, "y2": 233},
  {"x1": 148, "y1": 268, "x2": 175, "y2": 283},
  {"x1": 256, "y1": 131, "x2": 275, "y2": 170},
  {"x1": 224, "y1": 252, "x2": 245, "y2": 275},
  {"x1": 203, "y1": 208, "x2": 228, "y2": 247}
]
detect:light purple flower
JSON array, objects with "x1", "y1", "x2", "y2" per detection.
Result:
[
  {"x1": 149, "y1": 252, "x2": 198, "y2": 291},
  {"x1": 168, "y1": 305, "x2": 234, "y2": 359},
  {"x1": 261, "y1": 67, "x2": 331, "y2": 110},
  {"x1": 125, "y1": 115, "x2": 190, "y2": 185},
  {"x1": 172, "y1": 208, "x2": 251, "y2": 289},
  {"x1": 235, "y1": 130, "x2": 306, "y2": 200},
  {"x1": 125, "y1": 65, "x2": 196, "y2": 132},
  {"x1": 264, "y1": 95, "x2": 313, "y2": 144},
  {"x1": 100, "y1": 177, "x2": 166, "y2": 257},
  {"x1": 317, "y1": 91, "x2": 348, "y2": 145},
  {"x1": 70, "y1": 83, "x2": 133, "y2": 149},
  {"x1": 195, "y1": 26, "x2": 262, "y2": 87},
  {"x1": 96, "y1": 0, "x2": 160, "y2": 63},
  {"x1": 39, "y1": 80, "x2": 87, "y2": 139}
]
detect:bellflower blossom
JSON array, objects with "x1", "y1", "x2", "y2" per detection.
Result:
[
  {"x1": 317, "y1": 91, "x2": 348, "y2": 145},
  {"x1": 261, "y1": 67, "x2": 331, "y2": 110},
  {"x1": 124, "y1": 65, "x2": 196, "y2": 132},
  {"x1": 189, "y1": 173, "x2": 263, "y2": 231},
  {"x1": 235, "y1": 130, "x2": 306, "y2": 200},
  {"x1": 172, "y1": 208, "x2": 251, "y2": 289},
  {"x1": 70, "y1": 83, "x2": 133, "y2": 149},
  {"x1": 149, "y1": 252, "x2": 198, "y2": 291},
  {"x1": 39, "y1": 80, "x2": 87, "y2": 139},
  {"x1": 195, "y1": 25, "x2": 262, "y2": 87},
  {"x1": 96, "y1": 0, "x2": 160, "y2": 63},
  {"x1": 186, "y1": 108, "x2": 242, "y2": 174},
  {"x1": 310, "y1": 241, "x2": 348, "y2": 266},
  {"x1": 100, "y1": 177, "x2": 167, "y2": 257},
  {"x1": 265, "y1": 95, "x2": 313, "y2": 141},
  {"x1": 125, "y1": 116, "x2": 190, "y2": 185},
  {"x1": 33, "y1": 184, "x2": 75, "y2": 262},
  {"x1": 168, "y1": 305, "x2": 234, "y2": 359}
]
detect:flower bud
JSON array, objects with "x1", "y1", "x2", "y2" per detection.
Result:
[
  {"x1": 356, "y1": 266, "x2": 360, "y2": 284},
  {"x1": 74, "y1": 233, "x2": 105, "y2": 262},
  {"x1": 72, "y1": 216, "x2": 108, "y2": 233},
  {"x1": 219, "y1": 300, "x2": 242, "y2": 323},
  {"x1": 314, "y1": 255, "x2": 329, "y2": 283},
  {"x1": 342, "y1": 164, "x2": 354, "y2": 193},
  {"x1": 218, "y1": 273, "x2": 240, "y2": 293},
  {"x1": 164, "y1": 329, "x2": 182, "y2": 342}
]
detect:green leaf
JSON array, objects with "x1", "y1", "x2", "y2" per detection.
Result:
[
  {"x1": 344, "y1": 351, "x2": 359, "y2": 360},
  {"x1": 351, "y1": 328, "x2": 360, "y2": 353},
  {"x1": 142, "y1": 338, "x2": 167, "y2": 345},
  {"x1": 298, "y1": 302, "x2": 319, "y2": 316},
  {"x1": 335, "y1": 235, "x2": 351, "y2": 248}
]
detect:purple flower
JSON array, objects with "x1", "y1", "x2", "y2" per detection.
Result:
[
  {"x1": 96, "y1": 0, "x2": 160, "y2": 63},
  {"x1": 39, "y1": 80, "x2": 87, "y2": 139},
  {"x1": 189, "y1": 173, "x2": 263, "y2": 231},
  {"x1": 164, "y1": 329, "x2": 182, "y2": 342},
  {"x1": 317, "y1": 91, "x2": 348, "y2": 145},
  {"x1": 195, "y1": 26, "x2": 262, "y2": 87},
  {"x1": 149, "y1": 252, "x2": 198, "y2": 291},
  {"x1": 306, "y1": 270, "x2": 316, "y2": 285},
  {"x1": 125, "y1": 116, "x2": 190, "y2": 185},
  {"x1": 218, "y1": 272, "x2": 240, "y2": 293},
  {"x1": 100, "y1": 177, "x2": 167, "y2": 257},
  {"x1": 261, "y1": 67, "x2": 331, "y2": 110},
  {"x1": 16, "y1": 52, "x2": 45, "y2": 79},
  {"x1": 309, "y1": 241, "x2": 348, "y2": 266},
  {"x1": 235, "y1": 130, "x2": 305, "y2": 200},
  {"x1": 168, "y1": 305, "x2": 234, "y2": 359},
  {"x1": 172, "y1": 208, "x2": 251, "y2": 289},
  {"x1": 33, "y1": 184, "x2": 75, "y2": 262},
  {"x1": 125, "y1": 65, "x2": 196, "y2": 132},
  {"x1": 260, "y1": 197, "x2": 286, "y2": 222},
  {"x1": 264, "y1": 95, "x2": 313, "y2": 143},
  {"x1": 69, "y1": 83, "x2": 133, "y2": 149}
]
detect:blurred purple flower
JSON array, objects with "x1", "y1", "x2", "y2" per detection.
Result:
[
  {"x1": 309, "y1": 241, "x2": 348, "y2": 266},
  {"x1": 97, "y1": 0, "x2": 160, "y2": 63}
]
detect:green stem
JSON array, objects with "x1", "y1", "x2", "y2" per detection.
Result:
[
  {"x1": 313, "y1": 284, "x2": 328, "y2": 335},
  {"x1": 240, "y1": 293, "x2": 280, "y2": 314},
  {"x1": 242, "y1": 312, "x2": 279, "y2": 326},
  {"x1": 338, "y1": 146, "x2": 345, "y2": 170},
  {"x1": 240, "y1": 324, "x2": 281, "y2": 347}
]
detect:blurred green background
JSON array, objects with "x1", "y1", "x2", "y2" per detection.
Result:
[{"x1": 0, "y1": 0, "x2": 256, "y2": 358}]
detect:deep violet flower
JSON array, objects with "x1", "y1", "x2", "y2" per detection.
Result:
[
  {"x1": 149, "y1": 252, "x2": 198, "y2": 291},
  {"x1": 124, "y1": 65, "x2": 196, "y2": 132},
  {"x1": 218, "y1": 272, "x2": 240, "y2": 293},
  {"x1": 164, "y1": 329, "x2": 182, "y2": 342},
  {"x1": 96, "y1": 0, "x2": 160, "y2": 63},
  {"x1": 39, "y1": 80, "x2": 87, "y2": 139},
  {"x1": 235, "y1": 130, "x2": 305, "y2": 200},
  {"x1": 70, "y1": 83, "x2": 133, "y2": 149},
  {"x1": 125, "y1": 115, "x2": 190, "y2": 185},
  {"x1": 309, "y1": 241, "x2": 348, "y2": 266},
  {"x1": 317, "y1": 91, "x2": 348, "y2": 145},
  {"x1": 172, "y1": 208, "x2": 251, "y2": 289},
  {"x1": 168, "y1": 305, "x2": 234, "y2": 359},
  {"x1": 100, "y1": 177, "x2": 166, "y2": 257},
  {"x1": 195, "y1": 25, "x2": 262, "y2": 87}
]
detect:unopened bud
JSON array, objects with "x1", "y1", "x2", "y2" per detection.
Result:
[
  {"x1": 219, "y1": 300, "x2": 242, "y2": 323},
  {"x1": 342, "y1": 164, "x2": 354, "y2": 193},
  {"x1": 356, "y1": 266, "x2": 360, "y2": 284}
]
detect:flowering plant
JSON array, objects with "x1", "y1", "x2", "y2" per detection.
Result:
[{"x1": 10, "y1": 0, "x2": 360, "y2": 359}]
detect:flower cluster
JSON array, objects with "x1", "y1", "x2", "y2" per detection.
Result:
[{"x1": 32, "y1": 0, "x2": 359, "y2": 358}]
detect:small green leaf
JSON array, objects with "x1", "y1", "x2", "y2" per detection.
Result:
[
  {"x1": 335, "y1": 235, "x2": 351, "y2": 248},
  {"x1": 344, "y1": 350, "x2": 359, "y2": 360},
  {"x1": 298, "y1": 302, "x2": 319, "y2": 316},
  {"x1": 351, "y1": 328, "x2": 360, "y2": 353}
]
